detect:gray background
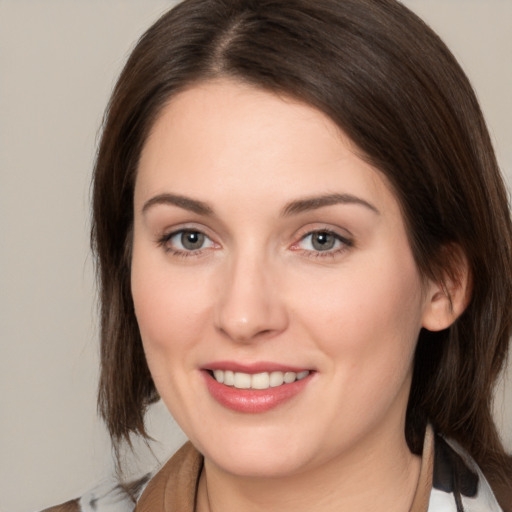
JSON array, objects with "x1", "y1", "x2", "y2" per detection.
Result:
[{"x1": 1, "y1": 1, "x2": 511, "y2": 511}]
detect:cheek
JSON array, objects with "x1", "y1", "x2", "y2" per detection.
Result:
[
  {"x1": 291, "y1": 251, "x2": 424, "y2": 379},
  {"x1": 130, "y1": 244, "x2": 207, "y2": 360}
]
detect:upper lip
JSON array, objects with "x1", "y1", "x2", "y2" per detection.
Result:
[{"x1": 203, "y1": 361, "x2": 312, "y2": 374}]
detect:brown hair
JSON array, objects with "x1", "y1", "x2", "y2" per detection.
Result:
[{"x1": 91, "y1": 0, "x2": 512, "y2": 503}]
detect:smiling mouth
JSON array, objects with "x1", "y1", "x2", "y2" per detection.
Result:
[{"x1": 208, "y1": 370, "x2": 310, "y2": 390}]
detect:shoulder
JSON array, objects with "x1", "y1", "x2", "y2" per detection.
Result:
[
  {"x1": 429, "y1": 433, "x2": 504, "y2": 511},
  {"x1": 37, "y1": 474, "x2": 152, "y2": 512},
  {"x1": 40, "y1": 500, "x2": 81, "y2": 512},
  {"x1": 36, "y1": 443, "x2": 199, "y2": 512}
]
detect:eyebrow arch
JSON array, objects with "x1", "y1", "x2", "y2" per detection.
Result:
[
  {"x1": 142, "y1": 193, "x2": 214, "y2": 216},
  {"x1": 281, "y1": 193, "x2": 380, "y2": 216}
]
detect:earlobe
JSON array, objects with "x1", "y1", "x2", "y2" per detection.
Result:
[{"x1": 421, "y1": 248, "x2": 471, "y2": 332}]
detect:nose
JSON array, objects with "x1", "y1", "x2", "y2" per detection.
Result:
[{"x1": 214, "y1": 253, "x2": 289, "y2": 343}]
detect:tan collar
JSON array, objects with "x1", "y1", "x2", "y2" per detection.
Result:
[
  {"x1": 135, "y1": 425, "x2": 435, "y2": 512},
  {"x1": 135, "y1": 442, "x2": 202, "y2": 512},
  {"x1": 409, "y1": 423, "x2": 435, "y2": 512}
]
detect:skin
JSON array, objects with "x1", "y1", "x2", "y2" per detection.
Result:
[{"x1": 131, "y1": 79, "x2": 457, "y2": 512}]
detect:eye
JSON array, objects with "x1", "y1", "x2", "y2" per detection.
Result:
[
  {"x1": 160, "y1": 229, "x2": 216, "y2": 254},
  {"x1": 302, "y1": 232, "x2": 338, "y2": 251},
  {"x1": 294, "y1": 229, "x2": 352, "y2": 255}
]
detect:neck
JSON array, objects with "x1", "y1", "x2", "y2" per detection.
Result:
[{"x1": 196, "y1": 427, "x2": 421, "y2": 512}]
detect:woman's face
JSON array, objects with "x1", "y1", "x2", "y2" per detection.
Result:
[{"x1": 131, "y1": 80, "x2": 435, "y2": 478}]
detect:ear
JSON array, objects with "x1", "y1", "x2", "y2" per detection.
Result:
[{"x1": 421, "y1": 245, "x2": 472, "y2": 332}]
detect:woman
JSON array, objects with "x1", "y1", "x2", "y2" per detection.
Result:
[{"x1": 44, "y1": 0, "x2": 512, "y2": 510}]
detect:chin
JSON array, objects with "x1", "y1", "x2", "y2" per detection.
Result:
[
  {"x1": 193, "y1": 427, "x2": 319, "y2": 478},
  {"x1": 209, "y1": 449, "x2": 311, "y2": 479}
]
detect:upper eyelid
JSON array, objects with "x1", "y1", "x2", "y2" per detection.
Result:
[
  {"x1": 156, "y1": 226, "x2": 208, "y2": 248},
  {"x1": 301, "y1": 228, "x2": 351, "y2": 239},
  {"x1": 158, "y1": 223, "x2": 215, "y2": 240},
  {"x1": 289, "y1": 227, "x2": 354, "y2": 253},
  {"x1": 157, "y1": 228, "x2": 218, "y2": 257},
  {"x1": 298, "y1": 230, "x2": 352, "y2": 246},
  {"x1": 294, "y1": 225, "x2": 353, "y2": 241},
  {"x1": 156, "y1": 224, "x2": 353, "y2": 249}
]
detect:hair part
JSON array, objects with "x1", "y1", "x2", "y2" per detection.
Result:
[{"x1": 91, "y1": 0, "x2": 512, "y2": 502}]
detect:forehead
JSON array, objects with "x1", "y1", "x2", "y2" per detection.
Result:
[{"x1": 135, "y1": 79, "x2": 399, "y2": 218}]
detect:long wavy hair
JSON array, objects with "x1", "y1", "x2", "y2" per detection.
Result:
[{"x1": 91, "y1": 0, "x2": 512, "y2": 506}]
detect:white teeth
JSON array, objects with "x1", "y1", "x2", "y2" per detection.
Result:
[
  {"x1": 224, "y1": 370, "x2": 235, "y2": 386},
  {"x1": 233, "y1": 372, "x2": 251, "y2": 389},
  {"x1": 251, "y1": 372, "x2": 270, "y2": 389},
  {"x1": 213, "y1": 369, "x2": 224, "y2": 384},
  {"x1": 269, "y1": 371, "x2": 284, "y2": 387},
  {"x1": 283, "y1": 371, "x2": 296, "y2": 384},
  {"x1": 211, "y1": 370, "x2": 310, "y2": 389}
]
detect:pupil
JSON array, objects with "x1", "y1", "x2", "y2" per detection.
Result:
[
  {"x1": 182, "y1": 231, "x2": 204, "y2": 250},
  {"x1": 312, "y1": 232, "x2": 335, "y2": 251}
]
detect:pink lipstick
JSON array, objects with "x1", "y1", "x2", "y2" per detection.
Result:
[{"x1": 202, "y1": 362, "x2": 313, "y2": 413}]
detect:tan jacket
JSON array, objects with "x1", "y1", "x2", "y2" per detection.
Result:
[{"x1": 42, "y1": 426, "x2": 504, "y2": 512}]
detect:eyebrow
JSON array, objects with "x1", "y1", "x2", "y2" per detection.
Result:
[
  {"x1": 142, "y1": 193, "x2": 214, "y2": 216},
  {"x1": 141, "y1": 192, "x2": 379, "y2": 217},
  {"x1": 281, "y1": 193, "x2": 380, "y2": 216}
]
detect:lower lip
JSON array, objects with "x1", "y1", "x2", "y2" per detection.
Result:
[{"x1": 203, "y1": 371, "x2": 313, "y2": 413}]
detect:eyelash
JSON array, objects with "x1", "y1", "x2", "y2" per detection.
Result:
[
  {"x1": 157, "y1": 228, "x2": 353, "y2": 259},
  {"x1": 292, "y1": 229, "x2": 353, "y2": 259},
  {"x1": 157, "y1": 229, "x2": 217, "y2": 258}
]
